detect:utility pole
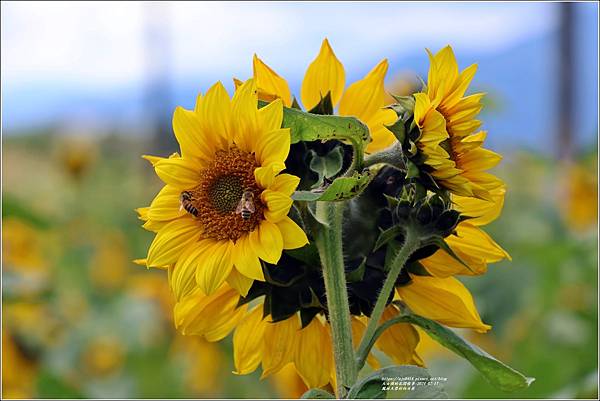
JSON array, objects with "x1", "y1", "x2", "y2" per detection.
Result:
[{"x1": 557, "y1": 2, "x2": 575, "y2": 161}]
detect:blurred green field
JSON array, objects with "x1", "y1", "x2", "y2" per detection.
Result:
[{"x1": 2, "y1": 132, "x2": 598, "y2": 399}]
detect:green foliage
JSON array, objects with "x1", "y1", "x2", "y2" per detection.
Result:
[
  {"x1": 292, "y1": 171, "x2": 372, "y2": 202},
  {"x1": 308, "y1": 147, "x2": 344, "y2": 189},
  {"x1": 300, "y1": 388, "x2": 336, "y2": 399}
]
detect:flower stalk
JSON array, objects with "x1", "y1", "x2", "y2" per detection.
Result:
[
  {"x1": 355, "y1": 226, "x2": 420, "y2": 371},
  {"x1": 314, "y1": 201, "x2": 357, "y2": 397}
]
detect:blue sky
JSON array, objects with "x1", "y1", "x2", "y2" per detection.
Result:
[{"x1": 1, "y1": 1, "x2": 598, "y2": 152}]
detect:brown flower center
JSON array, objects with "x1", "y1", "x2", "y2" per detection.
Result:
[{"x1": 182, "y1": 146, "x2": 265, "y2": 242}]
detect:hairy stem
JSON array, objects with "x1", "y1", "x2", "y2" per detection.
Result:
[
  {"x1": 362, "y1": 142, "x2": 405, "y2": 169},
  {"x1": 315, "y1": 201, "x2": 357, "y2": 397},
  {"x1": 355, "y1": 228, "x2": 420, "y2": 370}
]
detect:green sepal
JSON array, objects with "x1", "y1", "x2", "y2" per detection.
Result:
[
  {"x1": 406, "y1": 160, "x2": 420, "y2": 178},
  {"x1": 406, "y1": 261, "x2": 432, "y2": 277},
  {"x1": 291, "y1": 96, "x2": 302, "y2": 110},
  {"x1": 308, "y1": 91, "x2": 334, "y2": 115},
  {"x1": 300, "y1": 388, "x2": 335, "y2": 399},
  {"x1": 390, "y1": 94, "x2": 416, "y2": 113},
  {"x1": 424, "y1": 237, "x2": 473, "y2": 273},
  {"x1": 346, "y1": 257, "x2": 367, "y2": 283},
  {"x1": 384, "y1": 117, "x2": 406, "y2": 143},
  {"x1": 292, "y1": 170, "x2": 372, "y2": 202},
  {"x1": 300, "y1": 307, "x2": 322, "y2": 329},
  {"x1": 374, "y1": 225, "x2": 404, "y2": 252}
]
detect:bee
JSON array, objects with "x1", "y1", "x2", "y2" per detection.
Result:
[
  {"x1": 179, "y1": 191, "x2": 199, "y2": 217},
  {"x1": 235, "y1": 190, "x2": 256, "y2": 220}
]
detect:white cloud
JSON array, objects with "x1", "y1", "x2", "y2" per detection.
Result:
[{"x1": 1, "y1": 1, "x2": 558, "y2": 90}]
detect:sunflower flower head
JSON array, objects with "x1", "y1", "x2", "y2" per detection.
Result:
[
  {"x1": 139, "y1": 79, "x2": 308, "y2": 298},
  {"x1": 386, "y1": 46, "x2": 504, "y2": 201}
]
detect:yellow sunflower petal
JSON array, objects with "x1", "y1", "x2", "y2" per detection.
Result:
[
  {"x1": 198, "y1": 81, "x2": 233, "y2": 143},
  {"x1": 253, "y1": 54, "x2": 292, "y2": 107},
  {"x1": 174, "y1": 285, "x2": 246, "y2": 340},
  {"x1": 366, "y1": 107, "x2": 398, "y2": 153},
  {"x1": 261, "y1": 189, "x2": 293, "y2": 223},
  {"x1": 173, "y1": 106, "x2": 218, "y2": 162},
  {"x1": 154, "y1": 157, "x2": 203, "y2": 190},
  {"x1": 276, "y1": 217, "x2": 309, "y2": 250},
  {"x1": 258, "y1": 98, "x2": 284, "y2": 132},
  {"x1": 270, "y1": 174, "x2": 300, "y2": 196},
  {"x1": 301, "y1": 38, "x2": 346, "y2": 110},
  {"x1": 294, "y1": 317, "x2": 331, "y2": 388},
  {"x1": 254, "y1": 164, "x2": 279, "y2": 189},
  {"x1": 195, "y1": 240, "x2": 234, "y2": 295},
  {"x1": 262, "y1": 314, "x2": 299, "y2": 377},
  {"x1": 232, "y1": 79, "x2": 259, "y2": 152},
  {"x1": 397, "y1": 275, "x2": 491, "y2": 333},
  {"x1": 375, "y1": 306, "x2": 423, "y2": 366},
  {"x1": 249, "y1": 220, "x2": 284, "y2": 264},
  {"x1": 351, "y1": 318, "x2": 380, "y2": 369},
  {"x1": 254, "y1": 128, "x2": 291, "y2": 167},
  {"x1": 232, "y1": 235, "x2": 265, "y2": 282},
  {"x1": 453, "y1": 186, "x2": 506, "y2": 226},
  {"x1": 226, "y1": 267, "x2": 254, "y2": 297},
  {"x1": 170, "y1": 239, "x2": 215, "y2": 300},
  {"x1": 146, "y1": 218, "x2": 201, "y2": 267},
  {"x1": 148, "y1": 185, "x2": 187, "y2": 221},
  {"x1": 233, "y1": 306, "x2": 267, "y2": 375},
  {"x1": 339, "y1": 59, "x2": 389, "y2": 124}
]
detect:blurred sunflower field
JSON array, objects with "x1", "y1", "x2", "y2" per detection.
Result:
[{"x1": 2, "y1": 1, "x2": 598, "y2": 399}]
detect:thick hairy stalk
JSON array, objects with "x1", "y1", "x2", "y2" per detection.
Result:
[{"x1": 315, "y1": 201, "x2": 357, "y2": 397}]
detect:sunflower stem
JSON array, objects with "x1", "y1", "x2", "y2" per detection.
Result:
[
  {"x1": 355, "y1": 227, "x2": 420, "y2": 371},
  {"x1": 362, "y1": 142, "x2": 405, "y2": 169},
  {"x1": 315, "y1": 201, "x2": 357, "y2": 397}
]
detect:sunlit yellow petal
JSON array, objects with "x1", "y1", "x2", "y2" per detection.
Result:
[
  {"x1": 253, "y1": 54, "x2": 292, "y2": 107},
  {"x1": 254, "y1": 128, "x2": 291, "y2": 166},
  {"x1": 148, "y1": 185, "x2": 186, "y2": 221},
  {"x1": 147, "y1": 218, "x2": 201, "y2": 267},
  {"x1": 233, "y1": 306, "x2": 267, "y2": 374},
  {"x1": 170, "y1": 239, "x2": 214, "y2": 300},
  {"x1": 294, "y1": 317, "x2": 331, "y2": 388},
  {"x1": 249, "y1": 220, "x2": 284, "y2": 264},
  {"x1": 261, "y1": 189, "x2": 293, "y2": 223},
  {"x1": 276, "y1": 217, "x2": 308, "y2": 250},
  {"x1": 301, "y1": 38, "x2": 346, "y2": 110},
  {"x1": 232, "y1": 235, "x2": 265, "y2": 282},
  {"x1": 375, "y1": 306, "x2": 423, "y2": 366},
  {"x1": 258, "y1": 98, "x2": 284, "y2": 132},
  {"x1": 154, "y1": 157, "x2": 202, "y2": 190},
  {"x1": 262, "y1": 314, "x2": 299, "y2": 377},
  {"x1": 195, "y1": 240, "x2": 234, "y2": 295},
  {"x1": 339, "y1": 59, "x2": 389, "y2": 123},
  {"x1": 226, "y1": 267, "x2": 254, "y2": 297},
  {"x1": 269, "y1": 174, "x2": 300, "y2": 196},
  {"x1": 232, "y1": 79, "x2": 259, "y2": 152},
  {"x1": 198, "y1": 81, "x2": 233, "y2": 143},
  {"x1": 397, "y1": 275, "x2": 491, "y2": 333}
]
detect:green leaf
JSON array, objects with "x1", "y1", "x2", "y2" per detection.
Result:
[
  {"x1": 292, "y1": 171, "x2": 372, "y2": 202},
  {"x1": 308, "y1": 147, "x2": 344, "y2": 188},
  {"x1": 347, "y1": 365, "x2": 443, "y2": 399},
  {"x1": 2, "y1": 194, "x2": 53, "y2": 229},
  {"x1": 390, "y1": 94, "x2": 416, "y2": 113},
  {"x1": 37, "y1": 370, "x2": 84, "y2": 398},
  {"x1": 395, "y1": 304, "x2": 535, "y2": 392},
  {"x1": 300, "y1": 388, "x2": 335, "y2": 399},
  {"x1": 346, "y1": 257, "x2": 367, "y2": 282}
]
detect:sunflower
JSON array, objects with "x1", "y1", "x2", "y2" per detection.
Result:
[
  {"x1": 244, "y1": 38, "x2": 397, "y2": 153},
  {"x1": 172, "y1": 280, "x2": 423, "y2": 390},
  {"x1": 410, "y1": 46, "x2": 504, "y2": 200},
  {"x1": 138, "y1": 79, "x2": 308, "y2": 298}
]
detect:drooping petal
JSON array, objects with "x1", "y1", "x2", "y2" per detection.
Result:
[
  {"x1": 232, "y1": 235, "x2": 265, "y2": 282},
  {"x1": 195, "y1": 240, "x2": 235, "y2": 295},
  {"x1": 375, "y1": 306, "x2": 423, "y2": 366},
  {"x1": 170, "y1": 239, "x2": 215, "y2": 300},
  {"x1": 253, "y1": 54, "x2": 292, "y2": 107},
  {"x1": 233, "y1": 306, "x2": 267, "y2": 374},
  {"x1": 261, "y1": 314, "x2": 299, "y2": 377},
  {"x1": 146, "y1": 218, "x2": 202, "y2": 267},
  {"x1": 294, "y1": 317, "x2": 331, "y2": 388},
  {"x1": 276, "y1": 217, "x2": 309, "y2": 250},
  {"x1": 351, "y1": 317, "x2": 380, "y2": 369},
  {"x1": 249, "y1": 220, "x2": 284, "y2": 264},
  {"x1": 226, "y1": 267, "x2": 254, "y2": 297},
  {"x1": 301, "y1": 38, "x2": 346, "y2": 110},
  {"x1": 174, "y1": 285, "x2": 246, "y2": 340},
  {"x1": 397, "y1": 275, "x2": 491, "y2": 333}
]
